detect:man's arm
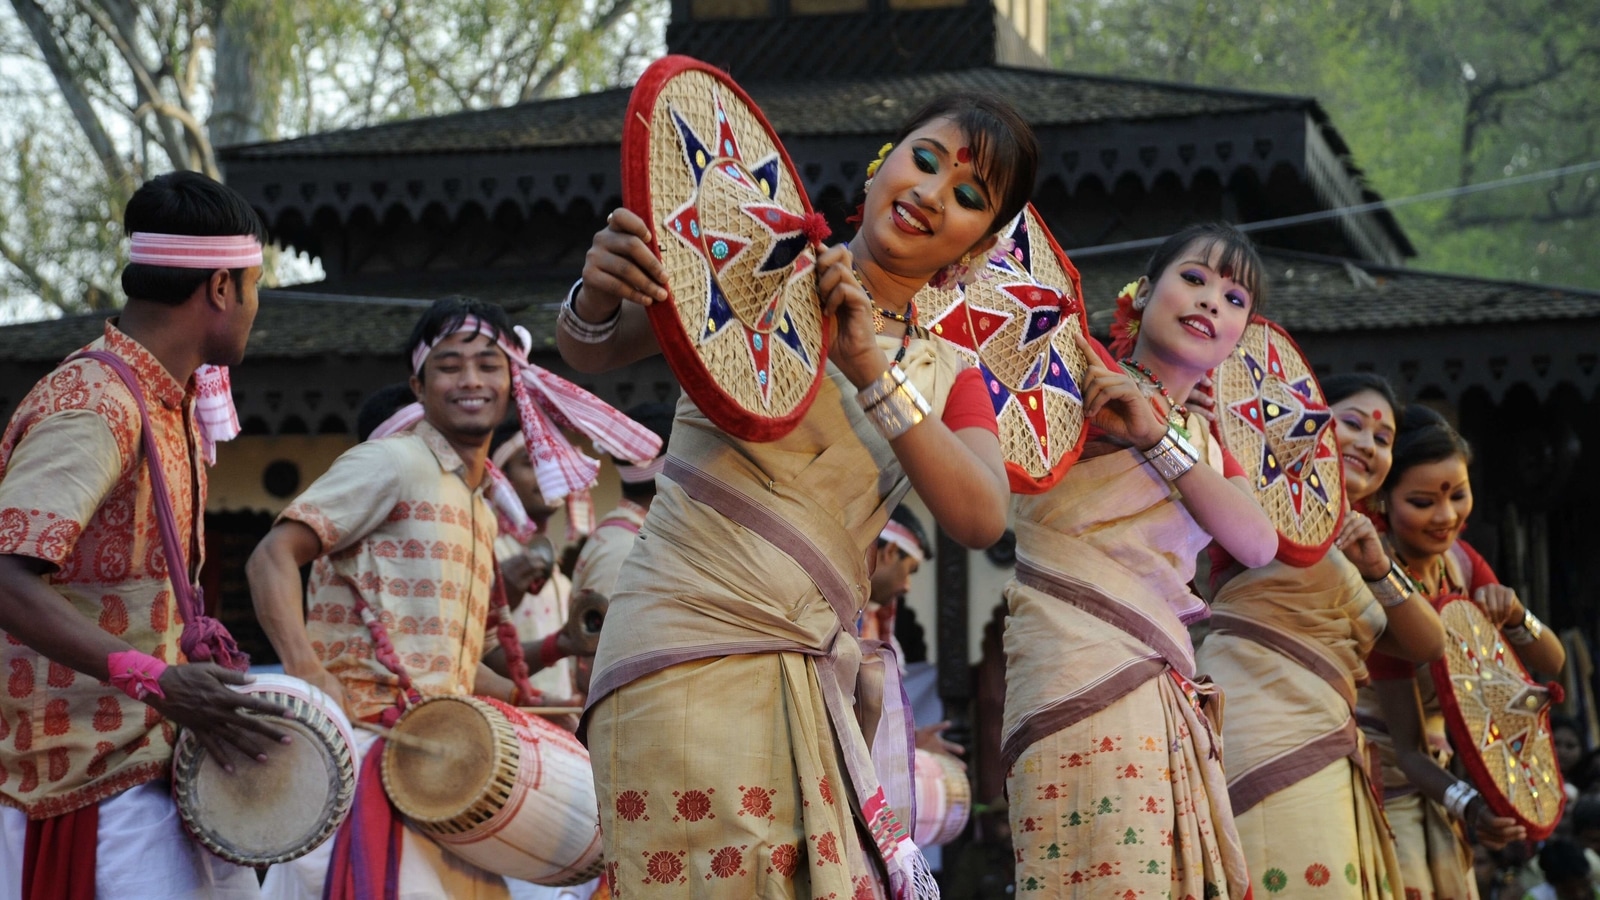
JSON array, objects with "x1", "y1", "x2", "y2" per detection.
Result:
[
  {"x1": 246, "y1": 520, "x2": 351, "y2": 715},
  {"x1": 0, "y1": 554, "x2": 288, "y2": 768}
]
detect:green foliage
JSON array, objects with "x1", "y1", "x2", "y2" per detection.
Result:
[
  {"x1": 0, "y1": 0, "x2": 665, "y2": 317},
  {"x1": 1050, "y1": 0, "x2": 1600, "y2": 288}
]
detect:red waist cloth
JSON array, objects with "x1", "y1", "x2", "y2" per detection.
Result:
[
  {"x1": 323, "y1": 731, "x2": 403, "y2": 900},
  {"x1": 22, "y1": 802, "x2": 99, "y2": 900}
]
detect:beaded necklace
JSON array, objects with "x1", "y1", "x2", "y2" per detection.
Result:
[
  {"x1": 1119, "y1": 357, "x2": 1190, "y2": 437},
  {"x1": 855, "y1": 267, "x2": 915, "y2": 367}
]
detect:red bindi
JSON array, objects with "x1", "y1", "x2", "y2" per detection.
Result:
[
  {"x1": 1371, "y1": 409, "x2": 1382, "y2": 421},
  {"x1": 1440, "y1": 481, "x2": 1451, "y2": 492},
  {"x1": 956, "y1": 147, "x2": 972, "y2": 164}
]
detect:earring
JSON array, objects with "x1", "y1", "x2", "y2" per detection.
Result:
[{"x1": 1132, "y1": 292, "x2": 1150, "y2": 312}]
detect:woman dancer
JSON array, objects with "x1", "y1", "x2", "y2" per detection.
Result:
[
  {"x1": 1357, "y1": 407, "x2": 1566, "y2": 900},
  {"x1": 1197, "y1": 373, "x2": 1445, "y2": 899},
  {"x1": 1003, "y1": 223, "x2": 1277, "y2": 899},
  {"x1": 560, "y1": 94, "x2": 1034, "y2": 897}
]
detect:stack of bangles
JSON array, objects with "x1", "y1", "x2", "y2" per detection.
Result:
[
  {"x1": 559, "y1": 280, "x2": 620, "y2": 344},
  {"x1": 1443, "y1": 780, "x2": 1481, "y2": 823},
  {"x1": 1504, "y1": 610, "x2": 1545, "y2": 645},
  {"x1": 1141, "y1": 426, "x2": 1199, "y2": 482},
  {"x1": 856, "y1": 366, "x2": 931, "y2": 441},
  {"x1": 1366, "y1": 561, "x2": 1419, "y2": 609}
]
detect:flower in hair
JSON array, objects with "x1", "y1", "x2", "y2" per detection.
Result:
[
  {"x1": 1109, "y1": 280, "x2": 1142, "y2": 360},
  {"x1": 865, "y1": 143, "x2": 894, "y2": 180}
]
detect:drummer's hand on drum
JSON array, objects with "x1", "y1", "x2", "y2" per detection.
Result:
[
  {"x1": 817, "y1": 244, "x2": 892, "y2": 389},
  {"x1": 915, "y1": 721, "x2": 967, "y2": 769},
  {"x1": 1073, "y1": 330, "x2": 1168, "y2": 450},
  {"x1": 580, "y1": 208, "x2": 670, "y2": 312},
  {"x1": 1335, "y1": 503, "x2": 1392, "y2": 581},
  {"x1": 1467, "y1": 796, "x2": 1526, "y2": 849},
  {"x1": 1474, "y1": 584, "x2": 1524, "y2": 628},
  {"x1": 147, "y1": 664, "x2": 292, "y2": 773},
  {"x1": 286, "y1": 663, "x2": 353, "y2": 723}
]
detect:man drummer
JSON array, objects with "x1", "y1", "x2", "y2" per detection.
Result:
[
  {"x1": 249, "y1": 296, "x2": 526, "y2": 898},
  {"x1": 0, "y1": 171, "x2": 285, "y2": 898}
]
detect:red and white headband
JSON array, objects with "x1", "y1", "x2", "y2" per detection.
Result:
[
  {"x1": 373, "y1": 315, "x2": 663, "y2": 540},
  {"x1": 128, "y1": 232, "x2": 263, "y2": 269},
  {"x1": 879, "y1": 521, "x2": 928, "y2": 562},
  {"x1": 123, "y1": 231, "x2": 261, "y2": 466}
]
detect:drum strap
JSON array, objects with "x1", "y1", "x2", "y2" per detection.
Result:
[
  {"x1": 322, "y1": 745, "x2": 403, "y2": 900},
  {"x1": 344, "y1": 556, "x2": 538, "y2": 715},
  {"x1": 69, "y1": 350, "x2": 247, "y2": 671}
]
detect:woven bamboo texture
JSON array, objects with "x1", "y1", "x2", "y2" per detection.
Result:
[
  {"x1": 919, "y1": 205, "x2": 1089, "y2": 493},
  {"x1": 1432, "y1": 598, "x2": 1566, "y2": 839},
  {"x1": 633, "y1": 61, "x2": 825, "y2": 437},
  {"x1": 1214, "y1": 319, "x2": 1342, "y2": 562}
]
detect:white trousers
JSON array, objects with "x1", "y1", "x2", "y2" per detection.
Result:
[{"x1": 0, "y1": 779, "x2": 261, "y2": 900}]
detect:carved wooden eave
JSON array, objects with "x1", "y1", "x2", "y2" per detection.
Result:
[{"x1": 219, "y1": 66, "x2": 1413, "y2": 271}]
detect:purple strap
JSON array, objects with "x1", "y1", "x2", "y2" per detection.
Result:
[{"x1": 71, "y1": 351, "x2": 247, "y2": 671}]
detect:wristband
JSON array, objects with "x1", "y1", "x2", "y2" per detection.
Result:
[
  {"x1": 538, "y1": 631, "x2": 570, "y2": 669},
  {"x1": 1366, "y1": 562, "x2": 1417, "y2": 609},
  {"x1": 1504, "y1": 611, "x2": 1542, "y2": 645},
  {"x1": 1142, "y1": 426, "x2": 1199, "y2": 482},
  {"x1": 861, "y1": 382, "x2": 930, "y2": 442},
  {"x1": 855, "y1": 365, "x2": 906, "y2": 411},
  {"x1": 107, "y1": 650, "x2": 168, "y2": 702},
  {"x1": 1443, "y1": 780, "x2": 1480, "y2": 822},
  {"x1": 558, "y1": 280, "x2": 621, "y2": 343}
]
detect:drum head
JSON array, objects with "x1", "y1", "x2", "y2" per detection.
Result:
[
  {"x1": 917, "y1": 205, "x2": 1090, "y2": 493},
  {"x1": 1212, "y1": 319, "x2": 1343, "y2": 565},
  {"x1": 624, "y1": 55, "x2": 828, "y2": 442},
  {"x1": 382, "y1": 696, "x2": 506, "y2": 823},
  {"x1": 172, "y1": 679, "x2": 356, "y2": 866},
  {"x1": 1431, "y1": 597, "x2": 1566, "y2": 839}
]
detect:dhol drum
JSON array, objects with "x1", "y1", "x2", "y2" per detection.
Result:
[
  {"x1": 381, "y1": 694, "x2": 604, "y2": 885},
  {"x1": 912, "y1": 748, "x2": 971, "y2": 848},
  {"x1": 171, "y1": 673, "x2": 358, "y2": 866}
]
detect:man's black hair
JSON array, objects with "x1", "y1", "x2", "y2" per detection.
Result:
[
  {"x1": 619, "y1": 402, "x2": 674, "y2": 500},
  {"x1": 1538, "y1": 839, "x2": 1590, "y2": 883},
  {"x1": 879, "y1": 504, "x2": 933, "y2": 560},
  {"x1": 120, "y1": 171, "x2": 268, "y2": 307},
  {"x1": 405, "y1": 295, "x2": 517, "y2": 382},
  {"x1": 356, "y1": 382, "x2": 420, "y2": 441}
]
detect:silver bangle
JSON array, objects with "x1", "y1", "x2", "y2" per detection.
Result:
[
  {"x1": 558, "y1": 279, "x2": 621, "y2": 343},
  {"x1": 1142, "y1": 426, "x2": 1199, "y2": 482},
  {"x1": 1504, "y1": 611, "x2": 1543, "y2": 645},
  {"x1": 1443, "y1": 781, "x2": 1480, "y2": 821},
  {"x1": 1367, "y1": 562, "x2": 1416, "y2": 609},
  {"x1": 862, "y1": 382, "x2": 930, "y2": 442},
  {"x1": 856, "y1": 365, "x2": 906, "y2": 412}
]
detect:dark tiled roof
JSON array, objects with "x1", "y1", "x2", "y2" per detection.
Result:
[
  {"x1": 221, "y1": 66, "x2": 1303, "y2": 160},
  {"x1": 7, "y1": 253, "x2": 1591, "y2": 365},
  {"x1": 1077, "y1": 250, "x2": 1600, "y2": 334},
  {"x1": 0, "y1": 279, "x2": 571, "y2": 364}
]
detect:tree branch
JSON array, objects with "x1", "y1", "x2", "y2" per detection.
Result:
[
  {"x1": 8, "y1": 0, "x2": 134, "y2": 207},
  {"x1": 78, "y1": 0, "x2": 190, "y2": 171},
  {"x1": 526, "y1": 0, "x2": 638, "y2": 100}
]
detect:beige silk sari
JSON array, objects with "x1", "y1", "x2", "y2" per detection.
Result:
[
  {"x1": 1002, "y1": 418, "x2": 1252, "y2": 900},
  {"x1": 586, "y1": 335, "x2": 960, "y2": 899},
  {"x1": 1198, "y1": 554, "x2": 1402, "y2": 899},
  {"x1": 1355, "y1": 548, "x2": 1478, "y2": 900}
]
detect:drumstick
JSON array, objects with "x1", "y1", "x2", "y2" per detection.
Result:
[
  {"x1": 354, "y1": 721, "x2": 451, "y2": 756},
  {"x1": 519, "y1": 706, "x2": 585, "y2": 716}
]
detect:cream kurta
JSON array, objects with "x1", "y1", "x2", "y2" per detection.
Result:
[
  {"x1": 1198, "y1": 553, "x2": 1401, "y2": 898},
  {"x1": 587, "y1": 336, "x2": 962, "y2": 898}
]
